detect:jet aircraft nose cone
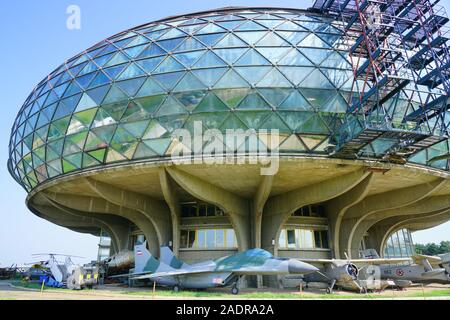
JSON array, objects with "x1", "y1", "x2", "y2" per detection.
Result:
[{"x1": 288, "y1": 259, "x2": 319, "y2": 274}]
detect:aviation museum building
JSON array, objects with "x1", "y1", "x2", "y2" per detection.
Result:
[{"x1": 7, "y1": 3, "x2": 450, "y2": 286}]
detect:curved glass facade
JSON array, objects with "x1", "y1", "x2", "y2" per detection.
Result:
[
  {"x1": 7, "y1": 7, "x2": 450, "y2": 192},
  {"x1": 384, "y1": 229, "x2": 415, "y2": 258}
]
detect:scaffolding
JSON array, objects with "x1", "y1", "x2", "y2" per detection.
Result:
[{"x1": 312, "y1": 0, "x2": 450, "y2": 160}]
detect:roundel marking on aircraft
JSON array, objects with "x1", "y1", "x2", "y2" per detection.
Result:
[{"x1": 396, "y1": 269, "x2": 404, "y2": 277}]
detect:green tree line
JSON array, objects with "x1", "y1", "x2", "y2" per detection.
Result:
[{"x1": 415, "y1": 241, "x2": 450, "y2": 255}]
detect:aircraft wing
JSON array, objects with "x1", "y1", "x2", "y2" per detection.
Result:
[
  {"x1": 412, "y1": 254, "x2": 442, "y2": 265},
  {"x1": 300, "y1": 258, "x2": 411, "y2": 266},
  {"x1": 131, "y1": 267, "x2": 216, "y2": 280}
]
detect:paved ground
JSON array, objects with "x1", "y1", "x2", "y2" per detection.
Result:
[{"x1": 0, "y1": 280, "x2": 449, "y2": 300}]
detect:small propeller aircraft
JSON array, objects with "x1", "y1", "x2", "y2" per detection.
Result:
[
  {"x1": 300, "y1": 253, "x2": 410, "y2": 293},
  {"x1": 114, "y1": 241, "x2": 318, "y2": 294},
  {"x1": 379, "y1": 254, "x2": 450, "y2": 285}
]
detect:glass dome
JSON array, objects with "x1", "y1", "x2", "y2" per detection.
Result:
[{"x1": 8, "y1": 8, "x2": 359, "y2": 192}]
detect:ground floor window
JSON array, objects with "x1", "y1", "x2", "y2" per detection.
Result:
[
  {"x1": 180, "y1": 228, "x2": 237, "y2": 249},
  {"x1": 279, "y1": 228, "x2": 329, "y2": 249}
]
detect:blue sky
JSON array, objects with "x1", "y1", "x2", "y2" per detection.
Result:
[{"x1": 0, "y1": 0, "x2": 449, "y2": 266}]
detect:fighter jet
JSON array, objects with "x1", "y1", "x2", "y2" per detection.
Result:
[
  {"x1": 300, "y1": 255, "x2": 410, "y2": 293},
  {"x1": 122, "y1": 241, "x2": 318, "y2": 294}
]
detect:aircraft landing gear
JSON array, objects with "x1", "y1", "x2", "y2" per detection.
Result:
[
  {"x1": 231, "y1": 286, "x2": 239, "y2": 295},
  {"x1": 326, "y1": 279, "x2": 336, "y2": 294},
  {"x1": 360, "y1": 287, "x2": 368, "y2": 294},
  {"x1": 173, "y1": 285, "x2": 181, "y2": 293}
]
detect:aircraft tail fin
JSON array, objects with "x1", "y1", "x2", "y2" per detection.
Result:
[
  {"x1": 134, "y1": 241, "x2": 174, "y2": 274},
  {"x1": 160, "y1": 246, "x2": 189, "y2": 269}
]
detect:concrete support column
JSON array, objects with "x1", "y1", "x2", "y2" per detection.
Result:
[
  {"x1": 166, "y1": 167, "x2": 250, "y2": 251},
  {"x1": 261, "y1": 168, "x2": 367, "y2": 256},
  {"x1": 159, "y1": 168, "x2": 181, "y2": 256},
  {"x1": 324, "y1": 173, "x2": 373, "y2": 258}
]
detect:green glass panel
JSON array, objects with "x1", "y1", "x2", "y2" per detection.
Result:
[
  {"x1": 234, "y1": 66, "x2": 271, "y2": 86},
  {"x1": 82, "y1": 152, "x2": 101, "y2": 167},
  {"x1": 156, "y1": 114, "x2": 189, "y2": 132},
  {"x1": 278, "y1": 111, "x2": 313, "y2": 131},
  {"x1": 91, "y1": 125, "x2": 117, "y2": 145},
  {"x1": 298, "y1": 114, "x2": 329, "y2": 134},
  {"x1": 193, "y1": 92, "x2": 229, "y2": 113},
  {"x1": 111, "y1": 126, "x2": 136, "y2": 144},
  {"x1": 88, "y1": 148, "x2": 106, "y2": 162},
  {"x1": 213, "y1": 69, "x2": 249, "y2": 89},
  {"x1": 133, "y1": 142, "x2": 158, "y2": 159},
  {"x1": 74, "y1": 93, "x2": 97, "y2": 113},
  {"x1": 63, "y1": 154, "x2": 81, "y2": 172},
  {"x1": 236, "y1": 91, "x2": 271, "y2": 110},
  {"x1": 278, "y1": 66, "x2": 314, "y2": 86},
  {"x1": 279, "y1": 134, "x2": 307, "y2": 152},
  {"x1": 235, "y1": 111, "x2": 271, "y2": 129},
  {"x1": 191, "y1": 68, "x2": 227, "y2": 87},
  {"x1": 256, "y1": 68, "x2": 291, "y2": 88},
  {"x1": 134, "y1": 95, "x2": 166, "y2": 115},
  {"x1": 135, "y1": 78, "x2": 165, "y2": 97},
  {"x1": 47, "y1": 140, "x2": 64, "y2": 160},
  {"x1": 103, "y1": 85, "x2": 129, "y2": 104},
  {"x1": 47, "y1": 161, "x2": 62, "y2": 177},
  {"x1": 74, "y1": 108, "x2": 97, "y2": 126},
  {"x1": 142, "y1": 120, "x2": 168, "y2": 139},
  {"x1": 122, "y1": 120, "x2": 149, "y2": 138},
  {"x1": 173, "y1": 73, "x2": 206, "y2": 92},
  {"x1": 101, "y1": 102, "x2": 128, "y2": 121},
  {"x1": 258, "y1": 88, "x2": 293, "y2": 108},
  {"x1": 105, "y1": 148, "x2": 127, "y2": 163},
  {"x1": 214, "y1": 88, "x2": 250, "y2": 108},
  {"x1": 278, "y1": 90, "x2": 312, "y2": 111},
  {"x1": 190, "y1": 112, "x2": 228, "y2": 129},
  {"x1": 143, "y1": 138, "x2": 171, "y2": 155},
  {"x1": 111, "y1": 141, "x2": 138, "y2": 159},
  {"x1": 174, "y1": 91, "x2": 208, "y2": 111},
  {"x1": 299, "y1": 70, "x2": 334, "y2": 89},
  {"x1": 259, "y1": 113, "x2": 291, "y2": 133},
  {"x1": 155, "y1": 96, "x2": 189, "y2": 117},
  {"x1": 63, "y1": 139, "x2": 82, "y2": 156}
]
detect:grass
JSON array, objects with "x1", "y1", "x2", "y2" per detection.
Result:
[
  {"x1": 122, "y1": 288, "x2": 450, "y2": 299},
  {"x1": 10, "y1": 281, "x2": 450, "y2": 299}
]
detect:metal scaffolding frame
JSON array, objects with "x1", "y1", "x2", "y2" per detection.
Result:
[{"x1": 312, "y1": 0, "x2": 450, "y2": 161}]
